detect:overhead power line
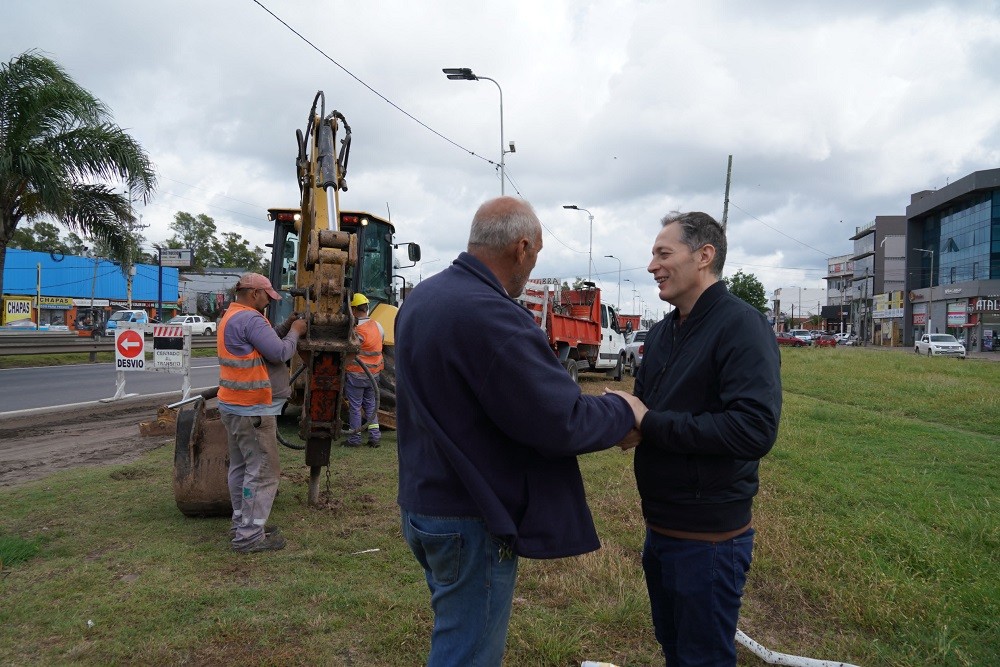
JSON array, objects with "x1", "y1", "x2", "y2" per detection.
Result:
[
  {"x1": 252, "y1": 0, "x2": 495, "y2": 168},
  {"x1": 730, "y1": 202, "x2": 835, "y2": 258}
]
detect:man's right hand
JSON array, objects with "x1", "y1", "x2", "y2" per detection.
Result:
[{"x1": 290, "y1": 318, "x2": 307, "y2": 336}]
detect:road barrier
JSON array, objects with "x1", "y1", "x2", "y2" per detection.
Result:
[{"x1": 0, "y1": 333, "x2": 216, "y2": 361}]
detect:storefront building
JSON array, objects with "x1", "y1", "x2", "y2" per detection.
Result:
[
  {"x1": 1, "y1": 249, "x2": 179, "y2": 329},
  {"x1": 904, "y1": 168, "x2": 1000, "y2": 351}
]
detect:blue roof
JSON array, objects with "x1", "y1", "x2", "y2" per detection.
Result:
[{"x1": 2, "y1": 248, "x2": 178, "y2": 301}]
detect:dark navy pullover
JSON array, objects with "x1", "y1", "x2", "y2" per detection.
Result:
[{"x1": 396, "y1": 252, "x2": 634, "y2": 558}]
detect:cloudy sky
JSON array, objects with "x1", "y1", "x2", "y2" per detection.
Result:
[{"x1": 5, "y1": 1, "x2": 1000, "y2": 317}]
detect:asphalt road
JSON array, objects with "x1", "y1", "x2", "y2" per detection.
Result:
[{"x1": 0, "y1": 358, "x2": 220, "y2": 414}]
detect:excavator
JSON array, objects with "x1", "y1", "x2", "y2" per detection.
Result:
[{"x1": 171, "y1": 91, "x2": 420, "y2": 513}]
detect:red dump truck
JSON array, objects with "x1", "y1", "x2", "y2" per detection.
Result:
[{"x1": 518, "y1": 281, "x2": 628, "y2": 381}]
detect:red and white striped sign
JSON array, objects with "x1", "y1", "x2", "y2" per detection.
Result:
[{"x1": 153, "y1": 325, "x2": 184, "y2": 337}]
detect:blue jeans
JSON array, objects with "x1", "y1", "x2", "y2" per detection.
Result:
[
  {"x1": 401, "y1": 510, "x2": 519, "y2": 667},
  {"x1": 642, "y1": 527, "x2": 754, "y2": 667}
]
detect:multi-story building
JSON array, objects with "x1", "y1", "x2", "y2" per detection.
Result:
[
  {"x1": 822, "y1": 254, "x2": 853, "y2": 333},
  {"x1": 904, "y1": 168, "x2": 1000, "y2": 351},
  {"x1": 848, "y1": 215, "x2": 906, "y2": 344}
]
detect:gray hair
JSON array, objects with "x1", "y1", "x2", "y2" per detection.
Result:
[
  {"x1": 661, "y1": 211, "x2": 727, "y2": 277},
  {"x1": 468, "y1": 197, "x2": 541, "y2": 251}
]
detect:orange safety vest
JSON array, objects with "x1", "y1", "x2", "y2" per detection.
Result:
[
  {"x1": 217, "y1": 303, "x2": 272, "y2": 405},
  {"x1": 346, "y1": 318, "x2": 384, "y2": 374}
]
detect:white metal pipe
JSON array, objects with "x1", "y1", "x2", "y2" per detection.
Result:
[{"x1": 736, "y1": 630, "x2": 861, "y2": 667}]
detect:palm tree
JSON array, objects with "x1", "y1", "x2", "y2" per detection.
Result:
[{"x1": 0, "y1": 50, "x2": 156, "y2": 297}]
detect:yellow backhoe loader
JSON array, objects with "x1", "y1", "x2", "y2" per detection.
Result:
[{"x1": 172, "y1": 92, "x2": 419, "y2": 515}]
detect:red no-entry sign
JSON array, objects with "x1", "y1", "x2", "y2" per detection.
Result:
[{"x1": 115, "y1": 328, "x2": 146, "y2": 370}]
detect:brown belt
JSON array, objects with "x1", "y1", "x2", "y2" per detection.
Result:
[{"x1": 648, "y1": 521, "x2": 752, "y2": 544}]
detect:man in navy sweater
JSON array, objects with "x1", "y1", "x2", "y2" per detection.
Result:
[
  {"x1": 609, "y1": 212, "x2": 782, "y2": 666},
  {"x1": 395, "y1": 196, "x2": 637, "y2": 666}
]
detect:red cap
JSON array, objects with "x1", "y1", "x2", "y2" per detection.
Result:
[{"x1": 236, "y1": 273, "x2": 281, "y2": 300}]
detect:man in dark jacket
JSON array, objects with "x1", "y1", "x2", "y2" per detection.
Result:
[
  {"x1": 609, "y1": 212, "x2": 781, "y2": 666},
  {"x1": 395, "y1": 196, "x2": 637, "y2": 667}
]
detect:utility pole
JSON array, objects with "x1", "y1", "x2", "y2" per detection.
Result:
[
  {"x1": 123, "y1": 184, "x2": 148, "y2": 310},
  {"x1": 721, "y1": 154, "x2": 732, "y2": 231}
]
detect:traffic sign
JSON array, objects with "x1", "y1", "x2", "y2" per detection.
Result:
[
  {"x1": 115, "y1": 328, "x2": 146, "y2": 370},
  {"x1": 152, "y1": 325, "x2": 188, "y2": 374}
]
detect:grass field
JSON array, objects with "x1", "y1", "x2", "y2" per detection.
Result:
[{"x1": 1, "y1": 347, "x2": 997, "y2": 665}]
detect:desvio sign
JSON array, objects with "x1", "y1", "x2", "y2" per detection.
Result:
[{"x1": 115, "y1": 327, "x2": 145, "y2": 370}]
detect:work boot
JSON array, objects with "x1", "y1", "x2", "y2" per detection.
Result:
[
  {"x1": 229, "y1": 524, "x2": 279, "y2": 539},
  {"x1": 234, "y1": 532, "x2": 287, "y2": 554}
]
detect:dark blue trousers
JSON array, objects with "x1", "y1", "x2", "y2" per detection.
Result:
[{"x1": 642, "y1": 527, "x2": 754, "y2": 667}]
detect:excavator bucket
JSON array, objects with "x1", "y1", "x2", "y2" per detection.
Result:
[{"x1": 173, "y1": 397, "x2": 231, "y2": 517}]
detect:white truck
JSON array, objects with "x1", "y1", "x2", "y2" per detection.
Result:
[
  {"x1": 165, "y1": 314, "x2": 215, "y2": 336},
  {"x1": 104, "y1": 309, "x2": 153, "y2": 336},
  {"x1": 519, "y1": 282, "x2": 628, "y2": 382}
]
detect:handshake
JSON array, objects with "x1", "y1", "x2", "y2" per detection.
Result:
[
  {"x1": 604, "y1": 387, "x2": 648, "y2": 451},
  {"x1": 615, "y1": 428, "x2": 641, "y2": 451}
]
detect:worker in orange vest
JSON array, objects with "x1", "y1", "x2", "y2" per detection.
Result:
[
  {"x1": 217, "y1": 273, "x2": 306, "y2": 553},
  {"x1": 345, "y1": 293, "x2": 384, "y2": 447}
]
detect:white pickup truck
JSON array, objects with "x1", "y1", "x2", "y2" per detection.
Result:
[
  {"x1": 165, "y1": 314, "x2": 216, "y2": 336},
  {"x1": 623, "y1": 329, "x2": 647, "y2": 376}
]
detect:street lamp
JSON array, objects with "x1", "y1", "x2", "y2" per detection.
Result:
[
  {"x1": 914, "y1": 247, "x2": 935, "y2": 334},
  {"x1": 443, "y1": 68, "x2": 514, "y2": 195},
  {"x1": 563, "y1": 204, "x2": 594, "y2": 282},
  {"x1": 604, "y1": 254, "x2": 621, "y2": 311}
]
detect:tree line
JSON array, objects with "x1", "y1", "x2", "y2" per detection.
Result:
[
  {"x1": 11, "y1": 212, "x2": 269, "y2": 274},
  {"x1": 1, "y1": 50, "x2": 267, "y2": 299}
]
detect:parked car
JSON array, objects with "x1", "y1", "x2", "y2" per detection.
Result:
[
  {"x1": 914, "y1": 334, "x2": 966, "y2": 358},
  {"x1": 165, "y1": 314, "x2": 215, "y2": 336},
  {"x1": 775, "y1": 331, "x2": 808, "y2": 347},
  {"x1": 834, "y1": 332, "x2": 854, "y2": 345},
  {"x1": 814, "y1": 333, "x2": 839, "y2": 347},
  {"x1": 786, "y1": 329, "x2": 814, "y2": 344},
  {"x1": 623, "y1": 329, "x2": 647, "y2": 376}
]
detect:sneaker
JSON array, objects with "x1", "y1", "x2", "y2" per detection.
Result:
[
  {"x1": 229, "y1": 524, "x2": 279, "y2": 539},
  {"x1": 234, "y1": 532, "x2": 287, "y2": 554}
]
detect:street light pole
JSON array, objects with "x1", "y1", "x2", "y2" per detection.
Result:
[
  {"x1": 914, "y1": 247, "x2": 935, "y2": 334},
  {"x1": 604, "y1": 254, "x2": 621, "y2": 311},
  {"x1": 785, "y1": 286, "x2": 802, "y2": 328},
  {"x1": 419, "y1": 258, "x2": 441, "y2": 283},
  {"x1": 443, "y1": 68, "x2": 513, "y2": 195},
  {"x1": 563, "y1": 204, "x2": 594, "y2": 282}
]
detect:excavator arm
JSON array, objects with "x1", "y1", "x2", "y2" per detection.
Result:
[{"x1": 291, "y1": 92, "x2": 361, "y2": 505}]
